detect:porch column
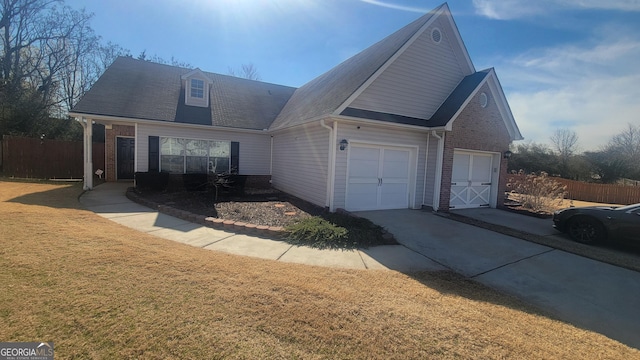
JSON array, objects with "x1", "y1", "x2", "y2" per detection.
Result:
[{"x1": 82, "y1": 117, "x2": 93, "y2": 190}]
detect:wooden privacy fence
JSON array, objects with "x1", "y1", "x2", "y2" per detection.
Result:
[
  {"x1": 1, "y1": 135, "x2": 104, "y2": 180},
  {"x1": 506, "y1": 174, "x2": 640, "y2": 205}
]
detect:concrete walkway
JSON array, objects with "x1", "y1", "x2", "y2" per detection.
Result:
[
  {"x1": 356, "y1": 209, "x2": 640, "y2": 350},
  {"x1": 78, "y1": 182, "x2": 444, "y2": 273}
]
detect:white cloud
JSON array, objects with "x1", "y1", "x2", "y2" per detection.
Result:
[
  {"x1": 358, "y1": 0, "x2": 430, "y2": 13},
  {"x1": 473, "y1": 0, "x2": 640, "y2": 19},
  {"x1": 496, "y1": 38, "x2": 640, "y2": 151}
]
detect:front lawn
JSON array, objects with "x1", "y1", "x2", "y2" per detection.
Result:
[{"x1": 0, "y1": 181, "x2": 637, "y2": 358}]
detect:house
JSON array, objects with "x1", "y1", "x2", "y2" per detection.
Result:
[{"x1": 70, "y1": 3, "x2": 522, "y2": 212}]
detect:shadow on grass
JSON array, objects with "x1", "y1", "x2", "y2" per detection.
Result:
[
  {"x1": 409, "y1": 270, "x2": 548, "y2": 316},
  {"x1": 4, "y1": 181, "x2": 84, "y2": 210},
  {"x1": 407, "y1": 268, "x2": 640, "y2": 351}
]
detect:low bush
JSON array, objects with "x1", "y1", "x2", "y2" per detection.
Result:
[
  {"x1": 135, "y1": 171, "x2": 169, "y2": 191},
  {"x1": 284, "y1": 217, "x2": 349, "y2": 249},
  {"x1": 284, "y1": 213, "x2": 390, "y2": 249},
  {"x1": 507, "y1": 171, "x2": 567, "y2": 213},
  {"x1": 182, "y1": 173, "x2": 208, "y2": 191}
]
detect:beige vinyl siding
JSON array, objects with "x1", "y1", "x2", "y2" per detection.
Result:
[
  {"x1": 423, "y1": 132, "x2": 440, "y2": 206},
  {"x1": 271, "y1": 123, "x2": 329, "y2": 207},
  {"x1": 349, "y1": 18, "x2": 466, "y2": 120},
  {"x1": 136, "y1": 123, "x2": 271, "y2": 175},
  {"x1": 333, "y1": 121, "x2": 428, "y2": 210}
]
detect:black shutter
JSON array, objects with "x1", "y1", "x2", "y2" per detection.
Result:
[
  {"x1": 148, "y1": 136, "x2": 159, "y2": 172},
  {"x1": 231, "y1": 141, "x2": 239, "y2": 174}
]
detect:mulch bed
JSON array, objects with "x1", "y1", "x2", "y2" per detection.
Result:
[{"x1": 133, "y1": 188, "x2": 325, "y2": 227}]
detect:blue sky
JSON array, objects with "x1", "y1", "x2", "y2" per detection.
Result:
[{"x1": 65, "y1": 0, "x2": 640, "y2": 151}]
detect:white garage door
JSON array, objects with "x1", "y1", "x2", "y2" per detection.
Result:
[
  {"x1": 346, "y1": 145, "x2": 411, "y2": 211},
  {"x1": 450, "y1": 151, "x2": 493, "y2": 209}
]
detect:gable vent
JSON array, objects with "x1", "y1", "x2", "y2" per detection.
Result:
[{"x1": 431, "y1": 28, "x2": 442, "y2": 44}]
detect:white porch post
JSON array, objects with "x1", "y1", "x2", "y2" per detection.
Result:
[{"x1": 81, "y1": 117, "x2": 93, "y2": 190}]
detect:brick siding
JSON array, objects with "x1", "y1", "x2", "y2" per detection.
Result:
[
  {"x1": 105, "y1": 125, "x2": 135, "y2": 181},
  {"x1": 439, "y1": 83, "x2": 512, "y2": 211}
]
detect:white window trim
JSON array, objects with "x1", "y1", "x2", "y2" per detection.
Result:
[
  {"x1": 189, "y1": 78, "x2": 205, "y2": 99},
  {"x1": 160, "y1": 137, "x2": 231, "y2": 174},
  {"x1": 181, "y1": 68, "x2": 212, "y2": 108}
]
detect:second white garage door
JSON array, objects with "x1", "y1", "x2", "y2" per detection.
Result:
[
  {"x1": 346, "y1": 145, "x2": 411, "y2": 211},
  {"x1": 450, "y1": 151, "x2": 494, "y2": 209}
]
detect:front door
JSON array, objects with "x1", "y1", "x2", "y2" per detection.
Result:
[
  {"x1": 346, "y1": 145, "x2": 411, "y2": 211},
  {"x1": 117, "y1": 137, "x2": 135, "y2": 180},
  {"x1": 450, "y1": 151, "x2": 493, "y2": 209}
]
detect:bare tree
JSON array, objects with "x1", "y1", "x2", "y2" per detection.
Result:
[
  {"x1": 550, "y1": 128, "x2": 579, "y2": 159},
  {"x1": 607, "y1": 123, "x2": 640, "y2": 179},
  {"x1": 0, "y1": 0, "x2": 96, "y2": 134},
  {"x1": 608, "y1": 123, "x2": 640, "y2": 159},
  {"x1": 583, "y1": 123, "x2": 640, "y2": 182},
  {"x1": 97, "y1": 41, "x2": 129, "y2": 71},
  {"x1": 228, "y1": 63, "x2": 261, "y2": 80}
]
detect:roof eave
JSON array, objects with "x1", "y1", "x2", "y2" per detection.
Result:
[{"x1": 68, "y1": 112, "x2": 270, "y2": 134}]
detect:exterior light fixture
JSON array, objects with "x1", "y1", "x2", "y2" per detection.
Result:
[
  {"x1": 503, "y1": 150, "x2": 513, "y2": 159},
  {"x1": 339, "y1": 139, "x2": 348, "y2": 151}
]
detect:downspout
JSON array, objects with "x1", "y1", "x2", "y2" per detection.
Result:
[
  {"x1": 320, "y1": 119, "x2": 336, "y2": 211},
  {"x1": 270, "y1": 135, "x2": 273, "y2": 176},
  {"x1": 134, "y1": 123, "x2": 138, "y2": 184},
  {"x1": 422, "y1": 133, "x2": 430, "y2": 208},
  {"x1": 431, "y1": 130, "x2": 444, "y2": 211}
]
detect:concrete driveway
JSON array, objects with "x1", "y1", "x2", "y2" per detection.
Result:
[{"x1": 356, "y1": 209, "x2": 640, "y2": 350}]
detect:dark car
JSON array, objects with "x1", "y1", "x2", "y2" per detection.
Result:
[{"x1": 552, "y1": 203, "x2": 640, "y2": 244}]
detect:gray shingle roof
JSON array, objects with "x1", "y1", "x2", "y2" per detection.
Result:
[
  {"x1": 71, "y1": 57, "x2": 296, "y2": 130},
  {"x1": 71, "y1": 4, "x2": 513, "y2": 135},
  {"x1": 269, "y1": 6, "x2": 442, "y2": 130},
  {"x1": 428, "y1": 69, "x2": 491, "y2": 126}
]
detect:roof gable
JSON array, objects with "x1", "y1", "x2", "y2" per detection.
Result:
[
  {"x1": 181, "y1": 68, "x2": 213, "y2": 83},
  {"x1": 342, "y1": 9, "x2": 473, "y2": 120},
  {"x1": 432, "y1": 68, "x2": 522, "y2": 141},
  {"x1": 270, "y1": 3, "x2": 479, "y2": 130},
  {"x1": 269, "y1": 4, "x2": 450, "y2": 130}
]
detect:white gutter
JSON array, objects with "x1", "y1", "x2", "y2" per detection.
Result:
[
  {"x1": 423, "y1": 134, "x2": 430, "y2": 208},
  {"x1": 68, "y1": 112, "x2": 269, "y2": 134},
  {"x1": 320, "y1": 119, "x2": 337, "y2": 211},
  {"x1": 134, "y1": 123, "x2": 138, "y2": 179},
  {"x1": 269, "y1": 135, "x2": 274, "y2": 176},
  {"x1": 431, "y1": 130, "x2": 445, "y2": 211},
  {"x1": 334, "y1": 114, "x2": 445, "y2": 133}
]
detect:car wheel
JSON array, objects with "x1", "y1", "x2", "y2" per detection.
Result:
[{"x1": 567, "y1": 216, "x2": 605, "y2": 244}]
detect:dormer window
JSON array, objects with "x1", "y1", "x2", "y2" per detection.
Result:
[
  {"x1": 181, "y1": 68, "x2": 212, "y2": 108},
  {"x1": 190, "y1": 79, "x2": 204, "y2": 99}
]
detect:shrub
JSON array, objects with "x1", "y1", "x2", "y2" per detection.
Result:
[
  {"x1": 183, "y1": 173, "x2": 208, "y2": 191},
  {"x1": 283, "y1": 213, "x2": 389, "y2": 249},
  {"x1": 507, "y1": 171, "x2": 567, "y2": 213},
  {"x1": 135, "y1": 171, "x2": 169, "y2": 191},
  {"x1": 284, "y1": 217, "x2": 349, "y2": 249}
]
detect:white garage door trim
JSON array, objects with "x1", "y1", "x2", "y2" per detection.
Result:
[
  {"x1": 345, "y1": 143, "x2": 416, "y2": 211},
  {"x1": 450, "y1": 150, "x2": 498, "y2": 209}
]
